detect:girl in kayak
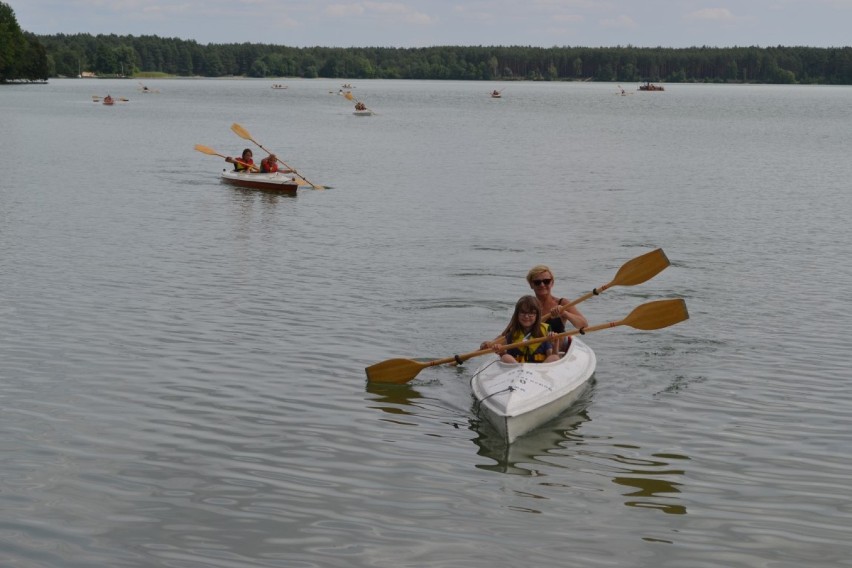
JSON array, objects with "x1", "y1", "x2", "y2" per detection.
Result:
[
  {"x1": 225, "y1": 148, "x2": 255, "y2": 172},
  {"x1": 480, "y1": 295, "x2": 559, "y2": 364}
]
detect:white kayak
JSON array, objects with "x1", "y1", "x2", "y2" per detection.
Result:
[{"x1": 470, "y1": 337, "x2": 596, "y2": 442}]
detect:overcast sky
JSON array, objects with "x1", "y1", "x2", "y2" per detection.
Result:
[{"x1": 9, "y1": 0, "x2": 852, "y2": 48}]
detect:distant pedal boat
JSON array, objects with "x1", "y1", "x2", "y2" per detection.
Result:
[
  {"x1": 470, "y1": 337, "x2": 597, "y2": 442},
  {"x1": 220, "y1": 169, "x2": 300, "y2": 193}
]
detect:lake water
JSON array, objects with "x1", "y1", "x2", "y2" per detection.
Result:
[{"x1": 1, "y1": 78, "x2": 851, "y2": 567}]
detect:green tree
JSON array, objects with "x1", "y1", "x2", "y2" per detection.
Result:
[
  {"x1": 93, "y1": 43, "x2": 117, "y2": 74},
  {"x1": 1, "y1": 2, "x2": 27, "y2": 81},
  {"x1": 115, "y1": 44, "x2": 138, "y2": 76}
]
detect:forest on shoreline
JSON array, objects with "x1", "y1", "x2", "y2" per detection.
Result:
[
  {"x1": 35, "y1": 33, "x2": 852, "y2": 85},
  {"x1": 3, "y1": 2, "x2": 852, "y2": 85}
]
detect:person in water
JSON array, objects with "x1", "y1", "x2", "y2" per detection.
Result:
[
  {"x1": 526, "y1": 264, "x2": 588, "y2": 354},
  {"x1": 226, "y1": 148, "x2": 255, "y2": 172},
  {"x1": 480, "y1": 295, "x2": 558, "y2": 364}
]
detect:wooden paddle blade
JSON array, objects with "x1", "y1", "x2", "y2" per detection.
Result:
[
  {"x1": 302, "y1": 179, "x2": 328, "y2": 190},
  {"x1": 194, "y1": 144, "x2": 222, "y2": 156},
  {"x1": 611, "y1": 248, "x2": 670, "y2": 287},
  {"x1": 231, "y1": 122, "x2": 274, "y2": 156},
  {"x1": 230, "y1": 123, "x2": 253, "y2": 141},
  {"x1": 623, "y1": 299, "x2": 689, "y2": 330},
  {"x1": 563, "y1": 248, "x2": 671, "y2": 309},
  {"x1": 365, "y1": 358, "x2": 428, "y2": 384}
]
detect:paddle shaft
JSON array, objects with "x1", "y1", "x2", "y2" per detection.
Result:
[{"x1": 452, "y1": 318, "x2": 631, "y2": 367}]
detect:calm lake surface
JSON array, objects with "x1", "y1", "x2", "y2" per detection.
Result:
[{"x1": 2, "y1": 78, "x2": 851, "y2": 567}]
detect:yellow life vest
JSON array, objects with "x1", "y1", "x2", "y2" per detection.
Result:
[{"x1": 505, "y1": 323, "x2": 551, "y2": 362}]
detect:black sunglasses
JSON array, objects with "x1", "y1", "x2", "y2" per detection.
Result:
[{"x1": 532, "y1": 278, "x2": 552, "y2": 286}]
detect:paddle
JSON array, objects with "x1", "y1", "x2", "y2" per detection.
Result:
[
  {"x1": 365, "y1": 298, "x2": 689, "y2": 384},
  {"x1": 194, "y1": 144, "x2": 259, "y2": 172},
  {"x1": 230, "y1": 123, "x2": 328, "y2": 189},
  {"x1": 548, "y1": 248, "x2": 670, "y2": 320}
]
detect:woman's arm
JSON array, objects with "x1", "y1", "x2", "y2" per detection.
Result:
[{"x1": 559, "y1": 301, "x2": 588, "y2": 329}]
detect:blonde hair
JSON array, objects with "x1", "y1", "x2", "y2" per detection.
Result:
[{"x1": 526, "y1": 265, "x2": 555, "y2": 285}]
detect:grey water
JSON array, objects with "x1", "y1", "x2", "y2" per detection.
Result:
[{"x1": 1, "y1": 78, "x2": 851, "y2": 567}]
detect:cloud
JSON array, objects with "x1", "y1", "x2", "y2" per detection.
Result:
[
  {"x1": 325, "y1": 2, "x2": 435, "y2": 24},
  {"x1": 600, "y1": 14, "x2": 638, "y2": 29},
  {"x1": 551, "y1": 13, "x2": 584, "y2": 23},
  {"x1": 326, "y1": 3, "x2": 365, "y2": 17},
  {"x1": 686, "y1": 8, "x2": 737, "y2": 22}
]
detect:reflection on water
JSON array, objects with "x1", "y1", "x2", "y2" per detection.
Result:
[
  {"x1": 231, "y1": 186, "x2": 299, "y2": 201},
  {"x1": 609, "y1": 449, "x2": 689, "y2": 515},
  {"x1": 365, "y1": 381, "x2": 424, "y2": 416},
  {"x1": 471, "y1": 407, "x2": 592, "y2": 475},
  {"x1": 368, "y1": 373, "x2": 691, "y2": 519}
]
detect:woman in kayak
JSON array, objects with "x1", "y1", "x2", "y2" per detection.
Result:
[
  {"x1": 526, "y1": 265, "x2": 587, "y2": 354},
  {"x1": 480, "y1": 295, "x2": 559, "y2": 364}
]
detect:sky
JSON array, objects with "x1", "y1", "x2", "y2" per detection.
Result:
[{"x1": 9, "y1": 0, "x2": 852, "y2": 49}]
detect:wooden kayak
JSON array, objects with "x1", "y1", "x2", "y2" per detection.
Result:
[
  {"x1": 220, "y1": 169, "x2": 300, "y2": 193},
  {"x1": 470, "y1": 337, "x2": 596, "y2": 442}
]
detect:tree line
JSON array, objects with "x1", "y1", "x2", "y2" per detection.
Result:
[
  {"x1": 0, "y1": 2, "x2": 48, "y2": 82},
  {"x1": 3, "y1": 2, "x2": 852, "y2": 85},
  {"x1": 36, "y1": 33, "x2": 852, "y2": 84}
]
